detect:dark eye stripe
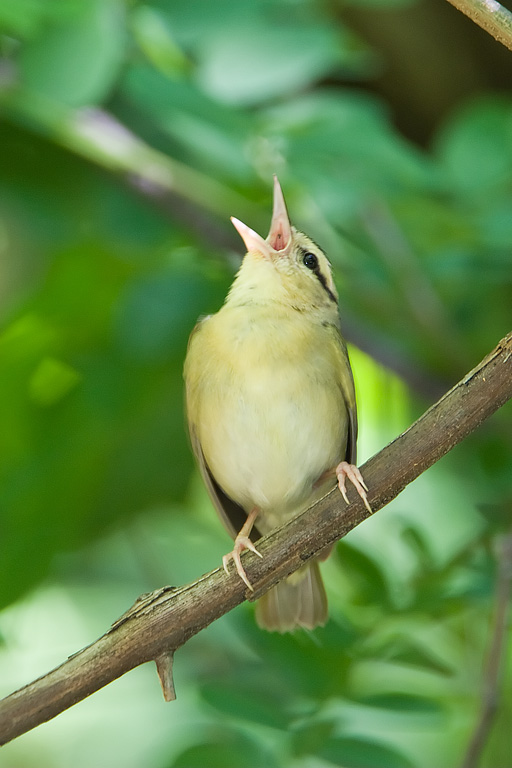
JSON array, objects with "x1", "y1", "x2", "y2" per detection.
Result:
[
  {"x1": 315, "y1": 270, "x2": 337, "y2": 303},
  {"x1": 300, "y1": 248, "x2": 337, "y2": 303}
]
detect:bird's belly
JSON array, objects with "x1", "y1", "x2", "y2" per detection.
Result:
[{"x1": 198, "y1": 371, "x2": 347, "y2": 528}]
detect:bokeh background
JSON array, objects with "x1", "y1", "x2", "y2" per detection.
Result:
[{"x1": 1, "y1": 0, "x2": 512, "y2": 766}]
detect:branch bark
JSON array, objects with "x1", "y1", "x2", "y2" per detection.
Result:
[
  {"x1": 446, "y1": 0, "x2": 512, "y2": 51},
  {"x1": 0, "y1": 331, "x2": 511, "y2": 746}
]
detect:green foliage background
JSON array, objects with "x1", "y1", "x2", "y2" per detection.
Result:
[{"x1": 0, "y1": 0, "x2": 511, "y2": 766}]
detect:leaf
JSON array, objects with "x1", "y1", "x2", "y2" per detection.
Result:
[
  {"x1": 292, "y1": 720, "x2": 337, "y2": 757},
  {"x1": 197, "y1": 21, "x2": 348, "y2": 106},
  {"x1": 28, "y1": 356, "x2": 81, "y2": 407},
  {"x1": 114, "y1": 268, "x2": 215, "y2": 363},
  {"x1": 318, "y1": 736, "x2": 413, "y2": 768},
  {"x1": 356, "y1": 693, "x2": 445, "y2": 715},
  {"x1": 0, "y1": 0, "x2": 85, "y2": 40},
  {"x1": 375, "y1": 641, "x2": 454, "y2": 677},
  {"x1": 131, "y1": 5, "x2": 190, "y2": 77},
  {"x1": 18, "y1": 0, "x2": 125, "y2": 106},
  {"x1": 171, "y1": 734, "x2": 280, "y2": 768},
  {"x1": 121, "y1": 64, "x2": 253, "y2": 180},
  {"x1": 263, "y1": 91, "x2": 436, "y2": 212},
  {"x1": 200, "y1": 678, "x2": 291, "y2": 729},
  {"x1": 435, "y1": 96, "x2": 512, "y2": 202},
  {"x1": 335, "y1": 541, "x2": 391, "y2": 606}
]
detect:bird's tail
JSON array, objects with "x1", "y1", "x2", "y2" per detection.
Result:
[{"x1": 255, "y1": 561, "x2": 327, "y2": 633}]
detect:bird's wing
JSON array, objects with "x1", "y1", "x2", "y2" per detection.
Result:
[
  {"x1": 187, "y1": 422, "x2": 261, "y2": 543},
  {"x1": 330, "y1": 323, "x2": 358, "y2": 465}
]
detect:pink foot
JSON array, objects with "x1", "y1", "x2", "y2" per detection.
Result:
[
  {"x1": 336, "y1": 461, "x2": 372, "y2": 514},
  {"x1": 222, "y1": 536, "x2": 262, "y2": 591}
]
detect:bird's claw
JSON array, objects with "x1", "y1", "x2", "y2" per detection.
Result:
[
  {"x1": 222, "y1": 536, "x2": 263, "y2": 591},
  {"x1": 336, "y1": 461, "x2": 372, "y2": 514}
]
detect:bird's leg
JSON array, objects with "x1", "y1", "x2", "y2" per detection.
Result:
[
  {"x1": 336, "y1": 461, "x2": 372, "y2": 514},
  {"x1": 222, "y1": 506, "x2": 263, "y2": 591}
]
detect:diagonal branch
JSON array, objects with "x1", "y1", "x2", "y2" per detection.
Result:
[
  {"x1": 446, "y1": 0, "x2": 512, "y2": 51},
  {"x1": 0, "y1": 331, "x2": 511, "y2": 746}
]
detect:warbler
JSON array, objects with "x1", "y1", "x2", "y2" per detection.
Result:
[{"x1": 184, "y1": 177, "x2": 370, "y2": 632}]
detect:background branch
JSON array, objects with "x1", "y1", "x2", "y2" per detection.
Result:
[
  {"x1": 0, "y1": 331, "x2": 511, "y2": 747},
  {"x1": 446, "y1": 0, "x2": 512, "y2": 51},
  {"x1": 460, "y1": 527, "x2": 512, "y2": 768}
]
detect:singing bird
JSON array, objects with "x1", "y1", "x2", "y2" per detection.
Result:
[{"x1": 184, "y1": 177, "x2": 370, "y2": 632}]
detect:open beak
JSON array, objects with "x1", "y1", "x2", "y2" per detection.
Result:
[
  {"x1": 266, "y1": 175, "x2": 292, "y2": 251},
  {"x1": 230, "y1": 217, "x2": 271, "y2": 258},
  {"x1": 231, "y1": 175, "x2": 292, "y2": 258}
]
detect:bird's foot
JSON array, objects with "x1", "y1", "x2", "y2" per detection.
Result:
[
  {"x1": 222, "y1": 536, "x2": 263, "y2": 591},
  {"x1": 336, "y1": 461, "x2": 372, "y2": 514}
]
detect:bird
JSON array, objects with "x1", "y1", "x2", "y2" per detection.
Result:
[{"x1": 183, "y1": 176, "x2": 370, "y2": 632}]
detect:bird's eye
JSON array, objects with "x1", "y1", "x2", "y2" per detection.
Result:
[{"x1": 303, "y1": 252, "x2": 318, "y2": 270}]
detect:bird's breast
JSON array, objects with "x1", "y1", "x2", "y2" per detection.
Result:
[{"x1": 186, "y1": 306, "x2": 348, "y2": 529}]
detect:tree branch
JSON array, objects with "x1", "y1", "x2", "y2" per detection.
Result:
[
  {"x1": 446, "y1": 0, "x2": 512, "y2": 51},
  {"x1": 460, "y1": 527, "x2": 512, "y2": 768},
  {"x1": 0, "y1": 331, "x2": 511, "y2": 746}
]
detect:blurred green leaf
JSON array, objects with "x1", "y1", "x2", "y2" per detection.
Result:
[
  {"x1": 197, "y1": 20, "x2": 351, "y2": 106},
  {"x1": 291, "y1": 720, "x2": 337, "y2": 757},
  {"x1": 121, "y1": 64, "x2": 254, "y2": 180},
  {"x1": 171, "y1": 733, "x2": 280, "y2": 768},
  {"x1": 359, "y1": 635, "x2": 455, "y2": 677},
  {"x1": 263, "y1": 91, "x2": 436, "y2": 221},
  {"x1": 18, "y1": 0, "x2": 125, "y2": 106},
  {"x1": 200, "y1": 675, "x2": 292, "y2": 729},
  {"x1": 115, "y1": 266, "x2": 214, "y2": 363},
  {"x1": 335, "y1": 541, "x2": 391, "y2": 606},
  {"x1": 0, "y1": 0, "x2": 78, "y2": 39},
  {"x1": 28, "y1": 355, "x2": 81, "y2": 406},
  {"x1": 435, "y1": 96, "x2": 512, "y2": 203},
  {"x1": 356, "y1": 693, "x2": 445, "y2": 715},
  {"x1": 318, "y1": 736, "x2": 413, "y2": 768},
  {"x1": 131, "y1": 5, "x2": 190, "y2": 76}
]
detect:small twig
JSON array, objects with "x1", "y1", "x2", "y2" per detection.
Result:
[
  {"x1": 460, "y1": 528, "x2": 512, "y2": 768},
  {"x1": 155, "y1": 652, "x2": 176, "y2": 702},
  {"x1": 0, "y1": 331, "x2": 511, "y2": 746},
  {"x1": 446, "y1": 0, "x2": 512, "y2": 51}
]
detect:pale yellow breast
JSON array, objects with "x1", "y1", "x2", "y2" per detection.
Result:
[{"x1": 185, "y1": 304, "x2": 348, "y2": 530}]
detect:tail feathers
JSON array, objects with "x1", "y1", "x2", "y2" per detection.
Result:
[{"x1": 255, "y1": 561, "x2": 327, "y2": 633}]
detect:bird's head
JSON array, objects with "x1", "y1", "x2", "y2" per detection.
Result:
[{"x1": 228, "y1": 176, "x2": 338, "y2": 312}]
